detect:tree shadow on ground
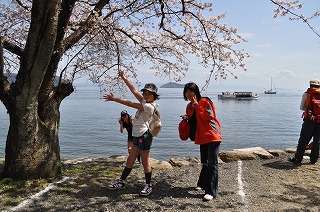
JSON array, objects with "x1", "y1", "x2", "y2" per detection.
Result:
[
  {"x1": 262, "y1": 159, "x2": 301, "y2": 170},
  {"x1": 5, "y1": 159, "x2": 246, "y2": 211},
  {"x1": 255, "y1": 180, "x2": 320, "y2": 211},
  {"x1": 22, "y1": 174, "x2": 213, "y2": 211},
  {"x1": 278, "y1": 184, "x2": 320, "y2": 207}
]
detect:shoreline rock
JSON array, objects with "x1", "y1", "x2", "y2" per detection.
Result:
[
  {"x1": 0, "y1": 146, "x2": 305, "y2": 172},
  {"x1": 60, "y1": 146, "x2": 300, "y2": 170}
]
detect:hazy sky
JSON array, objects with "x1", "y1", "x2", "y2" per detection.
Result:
[
  {"x1": 159, "y1": 0, "x2": 320, "y2": 92},
  {"x1": 1, "y1": 1, "x2": 319, "y2": 92},
  {"x1": 204, "y1": 0, "x2": 320, "y2": 92},
  {"x1": 144, "y1": 0, "x2": 320, "y2": 92}
]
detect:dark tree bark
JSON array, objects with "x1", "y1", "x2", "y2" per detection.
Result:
[
  {"x1": 0, "y1": 0, "x2": 108, "y2": 180},
  {"x1": 0, "y1": 0, "x2": 75, "y2": 179}
]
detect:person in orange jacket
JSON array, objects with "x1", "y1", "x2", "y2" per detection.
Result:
[
  {"x1": 289, "y1": 79, "x2": 320, "y2": 164},
  {"x1": 183, "y1": 82, "x2": 222, "y2": 201}
]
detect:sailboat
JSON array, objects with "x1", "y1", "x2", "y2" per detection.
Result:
[{"x1": 264, "y1": 77, "x2": 277, "y2": 94}]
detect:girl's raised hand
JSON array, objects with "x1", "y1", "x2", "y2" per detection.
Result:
[
  {"x1": 191, "y1": 96, "x2": 198, "y2": 108},
  {"x1": 103, "y1": 93, "x2": 115, "y2": 101},
  {"x1": 118, "y1": 70, "x2": 125, "y2": 79}
]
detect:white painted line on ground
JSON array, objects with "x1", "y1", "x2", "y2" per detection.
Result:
[
  {"x1": 237, "y1": 160, "x2": 249, "y2": 212},
  {"x1": 9, "y1": 177, "x2": 74, "y2": 212}
]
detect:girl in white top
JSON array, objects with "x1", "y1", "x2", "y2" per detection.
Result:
[{"x1": 103, "y1": 71, "x2": 159, "y2": 196}]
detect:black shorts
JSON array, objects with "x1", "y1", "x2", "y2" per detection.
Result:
[{"x1": 132, "y1": 130, "x2": 153, "y2": 151}]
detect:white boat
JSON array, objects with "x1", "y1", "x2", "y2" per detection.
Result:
[
  {"x1": 218, "y1": 91, "x2": 259, "y2": 100},
  {"x1": 264, "y1": 77, "x2": 277, "y2": 94}
]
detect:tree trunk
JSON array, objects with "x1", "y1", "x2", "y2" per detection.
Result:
[
  {"x1": 0, "y1": 0, "x2": 108, "y2": 180},
  {"x1": 2, "y1": 97, "x2": 62, "y2": 179}
]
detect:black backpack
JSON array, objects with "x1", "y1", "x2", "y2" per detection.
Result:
[{"x1": 188, "y1": 109, "x2": 197, "y2": 141}]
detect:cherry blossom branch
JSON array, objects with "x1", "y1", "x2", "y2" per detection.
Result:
[{"x1": 270, "y1": 0, "x2": 320, "y2": 37}]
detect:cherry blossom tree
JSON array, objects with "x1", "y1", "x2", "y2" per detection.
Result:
[
  {"x1": 270, "y1": 0, "x2": 320, "y2": 37},
  {"x1": 0, "y1": 0, "x2": 248, "y2": 179}
]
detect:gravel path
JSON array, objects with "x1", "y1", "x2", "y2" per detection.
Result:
[{"x1": 3, "y1": 154, "x2": 320, "y2": 212}]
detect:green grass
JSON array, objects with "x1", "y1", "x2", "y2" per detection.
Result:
[
  {"x1": 0, "y1": 177, "x2": 49, "y2": 210},
  {"x1": 0, "y1": 158, "x2": 138, "y2": 211}
]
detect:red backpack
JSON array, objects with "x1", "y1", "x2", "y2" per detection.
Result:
[
  {"x1": 178, "y1": 119, "x2": 190, "y2": 141},
  {"x1": 306, "y1": 89, "x2": 320, "y2": 123}
]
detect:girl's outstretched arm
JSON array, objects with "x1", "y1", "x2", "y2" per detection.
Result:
[
  {"x1": 103, "y1": 93, "x2": 143, "y2": 110},
  {"x1": 119, "y1": 71, "x2": 143, "y2": 103}
]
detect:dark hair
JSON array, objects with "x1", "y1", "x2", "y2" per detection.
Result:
[
  {"x1": 120, "y1": 111, "x2": 132, "y2": 124},
  {"x1": 311, "y1": 84, "x2": 320, "y2": 88},
  {"x1": 120, "y1": 110, "x2": 129, "y2": 120},
  {"x1": 121, "y1": 110, "x2": 128, "y2": 116},
  {"x1": 153, "y1": 93, "x2": 160, "y2": 100},
  {"x1": 183, "y1": 82, "x2": 201, "y2": 101}
]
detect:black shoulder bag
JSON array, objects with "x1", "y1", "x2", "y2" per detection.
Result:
[{"x1": 188, "y1": 109, "x2": 197, "y2": 141}]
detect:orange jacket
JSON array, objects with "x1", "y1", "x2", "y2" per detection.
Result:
[{"x1": 186, "y1": 97, "x2": 222, "y2": 145}]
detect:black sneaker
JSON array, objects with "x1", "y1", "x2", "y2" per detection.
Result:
[
  {"x1": 288, "y1": 157, "x2": 301, "y2": 163},
  {"x1": 108, "y1": 179, "x2": 125, "y2": 190}
]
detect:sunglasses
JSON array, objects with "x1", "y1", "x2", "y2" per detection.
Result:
[{"x1": 121, "y1": 110, "x2": 128, "y2": 115}]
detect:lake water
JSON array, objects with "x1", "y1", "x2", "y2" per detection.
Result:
[{"x1": 0, "y1": 86, "x2": 304, "y2": 161}]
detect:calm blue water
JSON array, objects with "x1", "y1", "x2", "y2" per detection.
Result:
[{"x1": 0, "y1": 86, "x2": 303, "y2": 160}]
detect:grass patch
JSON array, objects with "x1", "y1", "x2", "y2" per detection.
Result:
[
  {"x1": 0, "y1": 177, "x2": 48, "y2": 210},
  {"x1": 0, "y1": 158, "x2": 136, "y2": 211},
  {"x1": 58, "y1": 186, "x2": 77, "y2": 193}
]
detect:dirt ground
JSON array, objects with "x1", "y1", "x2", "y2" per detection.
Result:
[{"x1": 1, "y1": 153, "x2": 320, "y2": 212}]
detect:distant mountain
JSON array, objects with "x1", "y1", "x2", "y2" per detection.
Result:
[
  {"x1": 160, "y1": 82, "x2": 185, "y2": 88},
  {"x1": 4, "y1": 73, "x2": 63, "y2": 86}
]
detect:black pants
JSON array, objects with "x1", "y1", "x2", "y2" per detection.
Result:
[{"x1": 295, "y1": 118, "x2": 320, "y2": 163}]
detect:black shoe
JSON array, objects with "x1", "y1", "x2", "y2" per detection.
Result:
[
  {"x1": 288, "y1": 157, "x2": 301, "y2": 163},
  {"x1": 310, "y1": 161, "x2": 316, "y2": 164}
]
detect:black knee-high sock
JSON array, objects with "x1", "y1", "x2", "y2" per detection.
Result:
[
  {"x1": 120, "y1": 167, "x2": 132, "y2": 180},
  {"x1": 145, "y1": 172, "x2": 152, "y2": 185}
]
